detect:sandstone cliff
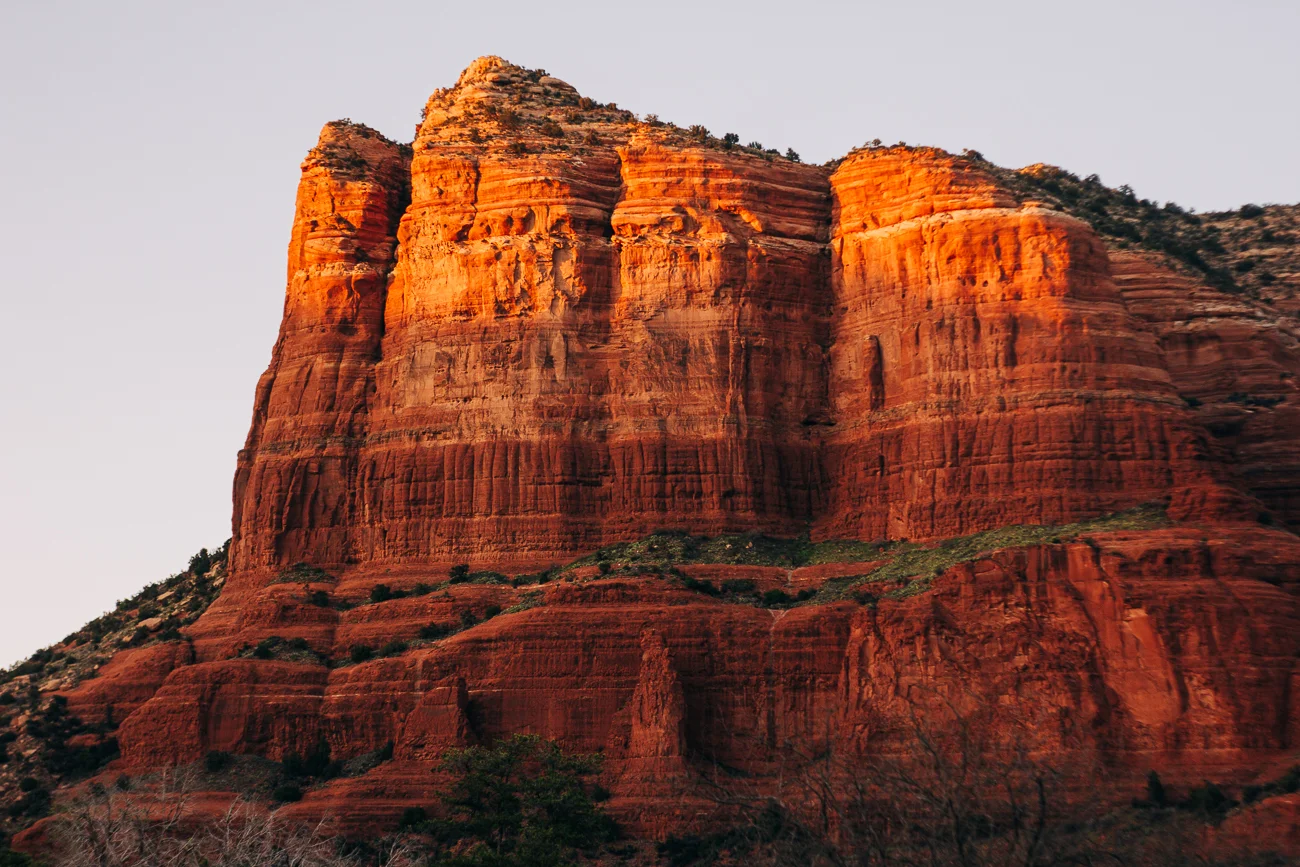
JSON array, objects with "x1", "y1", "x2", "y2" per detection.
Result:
[
  {"x1": 4, "y1": 56, "x2": 1300, "y2": 858},
  {"x1": 230, "y1": 56, "x2": 1288, "y2": 575}
]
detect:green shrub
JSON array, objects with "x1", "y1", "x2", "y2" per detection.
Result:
[
  {"x1": 6, "y1": 786, "x2": 49, "y2": 819},
  {"x1": 282, "y1": 739, "x2": 335, "y2": 780},
  {"x1": 449, "y1": 564, "x2": 470, "y2": 584},
  {"x1": 425, "y1": 735, "x2": 616, "y2": 865},
  {"x1": 483, "y1": 604, "x2": 502, "y2": 619},
  {"x1": 1146, "y1": 770, "x2": 1167, "y2": 807},
  {"x1": 188, "y1": 548, "x2": 213, "y2": 577},
  {"x1": 272, "y1": 783, "x2": 302, "y2": 803},
  {"x1": 380, "y1": 640, "x2": 408, "y2": 657},
  {"x1": 349, "y1": 644, "x2": 375, "y2": 664},
  {"x1": 0, "y1": 845, "x2": 39, "y2": 867},
  {"x1": 681, "y1": 576, "x2": 720, "y2": 596},
  {"x1": 369, "y1": 584, "x2": 393, "y2": 604},
  {"x1": 419, "y1": 623, "x2": 452, "y2": 640},
  {"x1": 1183, "y1": 781, "x2": 1235, "y2": 816},
  {"x1": 762, "y1": 589, "x2": 793, "y2": 607},
  {"x1": 398, "y1": 806, "x2": 428, "y2": 830},
  {"x1": 204, "y1": 750, "x2": 231, "y2": 773}
]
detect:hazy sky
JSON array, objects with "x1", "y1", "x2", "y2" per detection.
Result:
[{"x1": 1, "y1": 0, "x2": 1297, "y2": 667}]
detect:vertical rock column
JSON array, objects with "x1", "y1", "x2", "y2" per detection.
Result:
[
  {"x1": 605, "y1": 142, "x2": 831, "y2": 534},
  {"x1": 231, "y1": 123, "x2": 411, "y2": 571}
]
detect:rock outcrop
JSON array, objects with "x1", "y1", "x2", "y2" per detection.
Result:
[
  {"x1": 228, "y1": 56, "x2": 1283, "y2": 576},
  {"x1": 9, "y1": 55, "x2": 1300, "y2": 856}
]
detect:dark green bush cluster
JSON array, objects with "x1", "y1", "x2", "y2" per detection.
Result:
[
  {"x1": 448, "y1": 565, "x2": 512, "y2": 586},
  {"x1": 272, "y1": 783, "x2": 302, "y2": 803},
  {"x1": 419, "y1": 623, "x2": 454, "y2": 641},
  {"x1": 760, "y1": 589, "x2": 816, "y2": 607},
  {"x1": 677, "y1": 575, "x2": 813, "y2": 608},
  {"x1": 5, "y1": 781, "x2": 50, "y2": 820},
  {"x1": 1134, "y1": 771, "x2": 1254, "y2": 819},
  {"x1": 204, "y1": 750, "x2": 232, "y2": 773},
  {"x1": 659, "y1": 802, "x2": 796, "y2": 867},
  {"x1": 275, "y1": 562, "x2": 334, "y2": 584},
  {"x1": 365, "y1": 581, "x2": 441, "y2": 605},
  {"x1": 25, "y1": 695, "x2": 118, "y2": 778},
  {"x1": 281, "y1": 737, "x2": 341, "y2": 783},
  {"x1": 1243, "y1": 765, "x2": 1300, "y2": 805},
  {"x1": 0, "y1": 842, "x2": 39, "y2": 867},
  {"x1": 991, "y1": 164, "x2": 1241, "y2": 292},
  {"x1": 243, "y1": 635, "x2": 317, "y2": 662},
  {"x1": 1226, "y1": 392, "x2": 1285, "y2": 408},
  {"x1": 3, "y1": 648, "x2": 55, "y2": 681},
  {"x1": 406, "y1": 734, "x2": 616, "y2": 866},
  {"x1": 510, "y1": 566, "x2": 558, "y2": 586}
]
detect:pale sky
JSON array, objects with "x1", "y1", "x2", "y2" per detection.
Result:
[{"x1": 1, "y1": 0, "x2": 1297, "y2": 667}]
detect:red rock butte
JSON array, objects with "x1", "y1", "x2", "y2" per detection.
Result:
[{"x1": 25, "y1": 56, "x2": 1300, "y2": 848}]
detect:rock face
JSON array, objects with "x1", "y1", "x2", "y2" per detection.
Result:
[
  {"x1": 33, "y1": 56, "x2": 1300, "y2": 851},
  {"x1": 819, "y1": 150, "x2": 1231, "y2": 540},
  {"x1": 105, "y1": 527, "x2": 1300, "y2": 841},
  {"x1": 227, "y1": 57, "x2": 1280, "y2": 575},
  {"x1": 1109, "y1": 250, "x2": 1300, "y2": 525}
]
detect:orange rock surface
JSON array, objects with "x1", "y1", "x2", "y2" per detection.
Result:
[{"x1": 39, "y1": 56, "x2": 1300, "y2": 852}]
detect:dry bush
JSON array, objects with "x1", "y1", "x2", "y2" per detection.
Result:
[
  {"x1": 49, "y1": 770, "x2": 414, "y2": 867},
  {"x1": 685, "y1": 692, "x2": 1282, "y2": 867}
]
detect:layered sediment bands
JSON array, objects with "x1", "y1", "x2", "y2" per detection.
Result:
[
  {"x1": 818, "y1": 149, "x2": 1228, "y2": 541},
  {"x1": 113, "y1": 528, "x2": 1300, "y2": 829},
  {"x1": 117, "y1": 660, "x2": 330, "y2": 766},
  {"x1": 1109, "y1": 250, "x2": 1300, "y2": 525},
  {"x1": 231, "y1": 122, "x2": 411, "y2": 571},
  {"x1": 230, "y1": 59, "x2": 1270, "y2": 573},
  {"x1": 237, "y1": 63, "x2": 834, "y2": 567},
  {"x1": 62, "y1": 643, "x2": 194, "y2": 726},
  {"x1": 81, "y1": 57, "x2": 1300, "y2": 848}
]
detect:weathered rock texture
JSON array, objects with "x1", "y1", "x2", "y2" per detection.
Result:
[
  {"x1": 228, "y1": 57, "x2": 1294, "y2": 575},
  {"x1": 18, "y1": 56, "x2": 1300, "y2": 853}
]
